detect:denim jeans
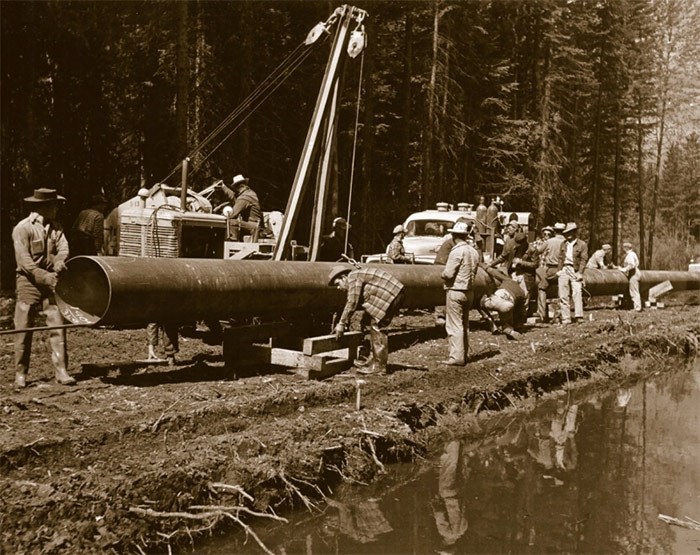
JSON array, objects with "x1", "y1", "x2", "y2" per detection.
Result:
[{"x1": 445, "y1": 289, "x2": 473, "y2": 363}]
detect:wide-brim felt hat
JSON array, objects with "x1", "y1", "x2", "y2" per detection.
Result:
[
  {"x1": 24, "y1": 188, "x2": 66, "y2": 203},
  {"x1": 328, "y1": 264, "x2": 352, "y2": 285},
  {"x1": 541, "y1": 225, "x2": 554, "y2": 234},
  {"x1": 553, "y1": 222, "x2": 566, "y2": 232},
  {"x1": 392, "y1": 224, "x2": 407, "y2": 234},
  {"x1": 563, "y1": 222, "x2": 578, "y2": 234},
  {"x1": 232, "y1": 174, "x2": 249, "y2": 188}
]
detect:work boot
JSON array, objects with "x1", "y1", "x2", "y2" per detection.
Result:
[
  {"x1": 14, "y1": 366, "x2": 27, "y2": 389},
  {"x1": 49, "y1": 335, "x2": 76, "y2": 385},
  {"x1": 55, "y1": 367, "x2": 76, "y2": 386},
  {"x1": 357, "y1": 327, "x2": 388, "y2": 374}
]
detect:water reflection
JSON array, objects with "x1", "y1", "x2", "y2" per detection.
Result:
[{"x1": 205, "y1": 361, "x2": 700, "y2": 554}]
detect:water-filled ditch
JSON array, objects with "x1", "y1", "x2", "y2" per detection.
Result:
[{"x1": 204, "y1": 359, "x2": 700, "y2": 554}]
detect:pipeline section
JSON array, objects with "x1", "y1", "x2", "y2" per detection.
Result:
[{"x1": 55, "y1": 256, "x2": 700, "y2": 326}]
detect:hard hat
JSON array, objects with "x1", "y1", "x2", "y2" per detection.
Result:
[
  {"x1": 447, "y1": 222, "x2": 471, "y2": 235},
  {"x1": 393, "y1": 224, "x2": 406, "y2": 234},
  {"x1": 222, "y1": 206, "x2": 234, "y2": 217},
  {"x1": 328, "y1": 265, "x2": 352, "y2": 285},
  {"x1": 333, "y1": 217, "x2": 351, "y2": 228}
]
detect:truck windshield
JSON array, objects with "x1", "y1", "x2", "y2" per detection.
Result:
[{"x1": 405, "y1": 220, "x2": 455, "y2": 237}]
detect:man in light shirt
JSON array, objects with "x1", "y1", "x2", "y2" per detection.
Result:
[
  {"x1": 619, "y1": 241, "x2": 641, "y2": 311},
  {"x1": 557, "y1": 222, "x2": 588, "y2": 324}
]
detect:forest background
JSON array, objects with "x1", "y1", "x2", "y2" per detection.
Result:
[{"x1": 1, "y1": 0, "x2": 699, "y2": 290}]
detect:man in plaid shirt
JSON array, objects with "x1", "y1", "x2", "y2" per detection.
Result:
[{"x1": 328, "y1": 265, "x2": 405, "y2": 375}]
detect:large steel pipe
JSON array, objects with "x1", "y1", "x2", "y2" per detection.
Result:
[
  {"x1": 56, "y1": 256, "x2": 700, "y2": 326},
  {"x1": 56, "y1": 257, "x2": 448, "y2": 326}
]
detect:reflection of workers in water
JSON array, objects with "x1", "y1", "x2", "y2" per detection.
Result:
[
  {"x1": 549, "y1": 403, "x2": 578, "y2": 470},
  {"x1": 432, "y1": 440, "x2": 469, "y2": 547},
  {"x1": 326, "y1": 498, "x2": 393, "y2": 543}
]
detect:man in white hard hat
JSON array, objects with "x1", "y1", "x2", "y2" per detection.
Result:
[
  {"x1": 440, "y1": 222, "x2": 479, "y2": 365},
  {"x1": 221, "y1": 174, "x2": 262, "y2": 238},
  {"x1": 385, "y1": 224, "x2": 413, "y2": 264},
  {"x1": 328, "y1": 265, "x2": 404, "y2": 375}
]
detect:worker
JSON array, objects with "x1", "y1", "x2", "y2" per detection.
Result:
[
  {"x1": 146, "y1": 323, "x2": 179, "y2": 365},
  {"x1": 440, "y1": 222, "x2": 480, "y2": 366},
  {"x1": 535, "y1": 222, "x2": 565, "y2": 323},
  {"x1": 557, "y1": 222, "x2": 588, "y2": 325},
  {"x1": 71, "y1": 193, "x2": 108, "y2": 256},
  {"x1": 385, "y1": 224, "x2": 412, "y2": 263},
  {"x1": 221, "y1": 174, "x2": 262, "y2": 238},
  {"x1": 478, "y1": 264, "x2": 527, "y2": 340},
  {"x1": 12, "y1": 188, "x2": 76, "y2": 388},
  {"x1": 586, "y1": 243, "x2": 614, "y2": 269},
  {"x1": 319, "y1": 216, "x2": 354, "y2": 262},
  {"x1": 511, "y1": 235, "x2": 540, "y2": 314},
  {"x1": 328, "y1": 265, "x2": 405, "y2": 375},
  {"x1": 619, "y1": 241, "x2": 642, "y2": 312},
  {"x1": 489, "y1": 222, "x2": 525, "y2": 274},
  {"x1": 433, "y1": 217, "x2": 474, "y2": 327}
]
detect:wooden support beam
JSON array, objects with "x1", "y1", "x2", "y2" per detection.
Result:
[
  {"x1": 302, "y1": 331, "x2": 362, "y2": 355},
  {"x1": 222, "y1": 322, "x2": 290, "y2": 344}
]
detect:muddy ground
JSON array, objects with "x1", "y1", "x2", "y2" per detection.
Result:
[{"x1": 0, "y1": 294, "x2": 698, "y2": 554}]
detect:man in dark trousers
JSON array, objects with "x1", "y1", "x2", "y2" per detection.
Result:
[
  {"x1": 319, "y1": 217, "x2": 354, "y2": 262},
  {"x1": 221, "y1": 174, "x2": 262, "y2": 238},
  {"x1": 328, "y1": 265, "x2": 405, "y2": 375},
  {"x1": 71, "y1": 193, "x2": 108, "y2": 256},
  {"x1": 478, "y1": 263, "x2": 526, "y2": 340},
  {"x1": 12, "y1": 188, "x2": 76, "y2": 388}
]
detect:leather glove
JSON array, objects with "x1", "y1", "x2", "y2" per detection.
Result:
[
  {"x1": 334, "y1": 323, "x2": 345, "y2": 340},
  {"x1": 54, "y1": 260, "x2": 68, "y2": 273}
]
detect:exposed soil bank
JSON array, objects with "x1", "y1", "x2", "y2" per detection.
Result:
[{"x1": 1, "y1": 299, "x2": 698, "y2": 554}]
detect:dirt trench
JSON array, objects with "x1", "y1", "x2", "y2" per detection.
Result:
[{"x1": 0, "y1": 299, "x2": 698, "y2": 554}]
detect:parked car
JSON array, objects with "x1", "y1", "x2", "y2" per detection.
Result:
[{"x1": 361, "y1": 202, "x2": 531, "y2": 264}]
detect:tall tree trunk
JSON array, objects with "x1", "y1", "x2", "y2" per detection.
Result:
[
  {"x1": 423, "y1": 0, "x2": 440, "y2": 208},
  {"x1": 588, "y1": 85, "x2": 603, "y2": 248},
  {"x1": 176, "y1": 1, "x2": 189, "y2": 163},
  {"x1": 437, "y1": 40, "x2": 450, "y2": 202},
  {"x1": 635, "y1": 117, "x2": 646, "y2": 268},
  {"x1": 192, "y1": 1, "x2": 204, "y2": 161},
  {"x1": 239, "y1": 1, "x2": 253, "y2": 174},
  {"x1": 612, "y1": 119, "x2": 622, "y2": 262},
  {"x1": 399, "y1": 11, "x2": 413, "y2": 209}
]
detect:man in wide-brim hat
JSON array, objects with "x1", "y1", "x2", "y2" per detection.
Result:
[
  {"x1": 12, "y1": 188, "x2": 76, "y2": 388},
  {"x1": 220, "y1": 174, "x2": 262, "y2": 235},
  {"x1": 556, "y1": 221, "x2": 589, "y2": 324}
]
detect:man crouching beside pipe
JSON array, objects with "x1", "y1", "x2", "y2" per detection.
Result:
[
  {"x1": 477, "y1": 263, "x2": 527, "y2": 340},
  {"x1": 328, "y1": 265, "x2": 405, "y2": 376}
]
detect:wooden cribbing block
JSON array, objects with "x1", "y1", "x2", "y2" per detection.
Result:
[
  {"x1": 648, "y1": 280, "x2": 673, "y2": 301},
  {"x1": 295, "y1": 357, "x2": 353, "y2": 380},
  {"x1": 222, "y1": 321, "x2": 290, "y2": 344},
  {"x1": 302, "y1": 331, "x2": 362, "y2": 356}
]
